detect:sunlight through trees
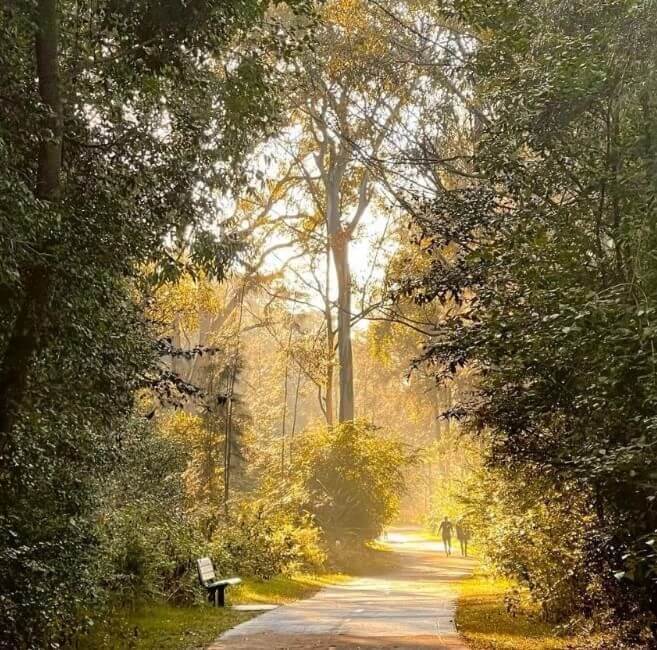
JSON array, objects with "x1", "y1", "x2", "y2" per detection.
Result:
[{"x1": 2, "y1": 1, "x2": 657, "y2": 648}]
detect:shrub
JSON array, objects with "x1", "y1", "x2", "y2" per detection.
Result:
[
  {"x1": 210, "y1": 501, "x2": 325, "y2": 579},
  {"x1": 294, "y1": 420, "x2": 413, "y2": 543},
  {"x1": 462, "y1": 468, "x2": 595, "y2": 624},
  {"x1": 95, "y1": 421, "x2": 203, "y2": 606}
]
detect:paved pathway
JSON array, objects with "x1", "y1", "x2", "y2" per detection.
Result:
[{"x1": 210, "y1": 529, "x2": 476, "y2": 650}]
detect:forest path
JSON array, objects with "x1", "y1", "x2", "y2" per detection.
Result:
[{"x1": 210, "y1": 528, "x2": 476, "y2": 650}]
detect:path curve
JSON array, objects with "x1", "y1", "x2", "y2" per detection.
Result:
[{"x1": 210, "y1": 529, "x2": 475, "y2": 650}]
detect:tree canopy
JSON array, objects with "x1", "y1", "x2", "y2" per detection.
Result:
[
  {"x1": 3, "y1": 0, "x2": 657, "y2": 648},
  {"x1": 399, "y1": 0, "x2": 657, "y2": 639}
]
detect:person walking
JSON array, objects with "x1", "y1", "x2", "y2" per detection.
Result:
[
  {"x1": 455, "y1": 520, "x2": 471, "y2": 557},
  {"x1": 437, "y1": 516, "x2": 454, "y2": 556}
]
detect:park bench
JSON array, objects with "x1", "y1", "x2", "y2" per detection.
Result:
[{"x1": 196, "y1": 557, "x2": 241, "y2": 607}]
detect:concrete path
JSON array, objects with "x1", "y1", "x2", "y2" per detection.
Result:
[{"x1": 210, "y1": 529, "x2": 476, "y2": 650}]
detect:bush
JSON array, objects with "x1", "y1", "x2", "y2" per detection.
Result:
[
  {"x1": 99, "y1": 502, "x2": 202, "y2": 606},
  {"x1": 462, "y1": 469, "x2": 595, "y2": 624},
  {"x1": 95, "y1": 421, "x2": 204, "y2": 607},
  {"x1": 294, "y1": 419, "x2": 413, "y2": 543},
  {"x1": 210, "y1": 500, "x2": 325, "y2": 580}
]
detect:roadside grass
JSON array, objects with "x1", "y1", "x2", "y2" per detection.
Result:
[
  {"x1": 455, "y1": 572, "x2": 579, "y2": 650},
  {"x1": 232, "y1": 572, "x2": 349, "y2": 604},
  {"x1": 76, "y1": 601, "x2": 251, "y2": 649},
  {"x1": 76, "y1": 541, "x2": 400, "y2": 649},
  {"x1": 76, "y1": 572, "x2": 350, "y2": 649}
]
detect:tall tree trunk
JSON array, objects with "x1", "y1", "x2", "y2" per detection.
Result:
[
  {"x1": 331, "y1": 233, "x2": 354, "y2": 422},
  {"x1": 223, "y1": 286, "x2": 245, "y2": 515},
  {"x1": 0, "y1": 270, "x2": 52, "y2": 438},
  {"x1": 0, "y1": 0, "x2": 62, "y2": 440},
  {"x1": 280, "y1": 316, "x2": 295, "y2": 476},
  {"x1": 324, "y1": 151, "x2": 354, "y2": 423},
  {"x1": 430, "y1": 386, "x2": 442, "y2": 439},
  {"x1": 325, "y1": 310, "x2": 336, "y2": 426},
  {"x1": 322, "y1": 240, "x2": 336, "y2": 426}
]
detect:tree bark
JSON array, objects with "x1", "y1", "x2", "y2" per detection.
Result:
[
  {"x1": 0, "y1": 0, "x2": 62, "y2": 440},
  {"x1": 331, "y1": 233, "x2": 354, "y2": 422},
  {"x1": 0, "y1": 269, "x2": 52, "y2": 438},
  {"x1": 430, "y1": 385, "x2": 442, "y2": 439},
  {"x1": 325, "y1": 333, "x2": 335, "y2": 426},
  {"x1": 323, "y1": 240, "x2": 336, "y2": 426}
]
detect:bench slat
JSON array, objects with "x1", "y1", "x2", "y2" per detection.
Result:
[
  {"x1": 209, "y1": 577, "x2": 241, "y2": 586},
  {"x1": 197, "y1": 557, "x2": 216, "y2": 584},
  {"x1": 199, "y1": 568, "x2": 215, "y2": 582}
]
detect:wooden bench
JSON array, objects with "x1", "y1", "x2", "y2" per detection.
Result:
[{"x1": 196, "y1": 557, "x2": 241, "y2": 607}]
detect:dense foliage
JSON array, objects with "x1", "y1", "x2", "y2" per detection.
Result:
[
  {"x1": 15, "y1": 0, "x2": 657, "y2": 646},
  {"x1": 295, "y1": 420, "x2": 412, "y2": 541},
  {"x1": 0, "y1": 2, "x2": 311, "y2": 647},
  {"x1": 96, "y1": 428, "x2": 325, "y2": 605},
  {"x1": 401, "y1": 0, "x2": 657, "y2": 642}
]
